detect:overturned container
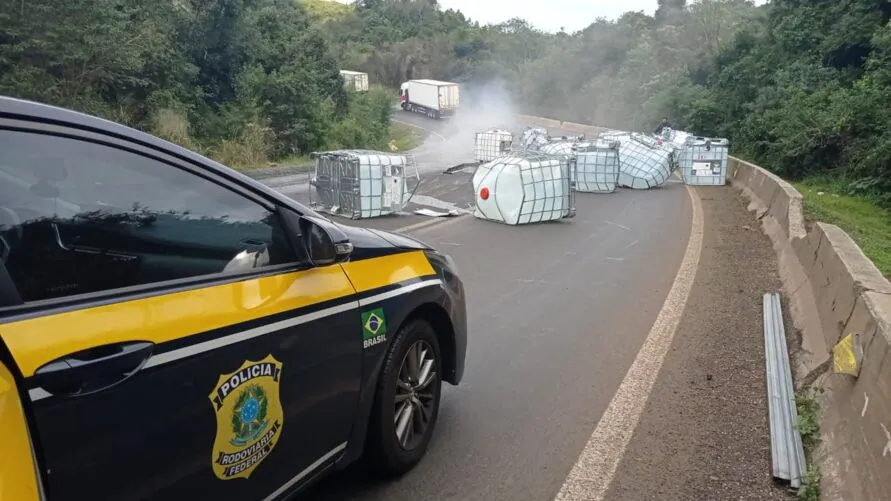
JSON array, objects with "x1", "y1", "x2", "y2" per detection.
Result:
[
  {"x1": 678, "y1": 137, "x2": 729, "y2": 186},
  {"x1": 472, "y1": 150, "x2": 575, "y2": 225},
  {"x1": 617, "y1": 133, "x2": 674, "y2": 189},
  {"x1": 475, "y1": 129, "x2": 513, "y2": 162},
  {"x1": 539, "y1": 139, "x2": 577, "y2": 158},
  {"x1": 309, "y1": 150, "x2": 419, "y2": 219},
  {"x1": 520, "y1": 127, "x2": 550, "y2": 149},
  {"x1": 573, "y1": 140, "x2": 621, "y2": 193}
]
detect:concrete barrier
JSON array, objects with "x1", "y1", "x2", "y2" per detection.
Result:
[
  {"x1": 727, "y1": 157, "x2": 891, "y2": 501},
  {"x1": 518, "y1": 114, "x2": 891, "y2": 500}
]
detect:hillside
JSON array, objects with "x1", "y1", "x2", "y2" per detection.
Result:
[{"x1": 3, "y1": 0, "x2": 891, "y2": 203}]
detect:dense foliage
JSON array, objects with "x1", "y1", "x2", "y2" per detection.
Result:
[
  {"x1": 0, "y1": 0, "x2": 392, "y2": 166},
  {"x1": 2, "y1": 0, "x2": 891, "y2": 200}
]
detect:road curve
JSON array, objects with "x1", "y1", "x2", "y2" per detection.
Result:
[{"x1": 305, "y1": 180, "x2": 693, "y2": 501}]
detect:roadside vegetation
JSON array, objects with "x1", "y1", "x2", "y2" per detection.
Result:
[
  {"x1": 2, "y1": 1, "x2": 889, "y2": 239},
  {"x1": 387, "y1": 123, "x2": 424, "y2": 152},
  {"x1": 795, "y1": 390, "x2": 823, "y2": 500},
  {"x1": 795, "y1": 178, "x2": 891, "y2": 278}
]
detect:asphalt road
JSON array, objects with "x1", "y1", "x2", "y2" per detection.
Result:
[
  {"x1": 305, "y1": 181, "x2": 692, "y2": 501},
  {"x1": 248, "y1": 110, "x2": 695, "y2": 500},
  {"x1": 278, "y1": 110, "x2": 696, "y2": 500}
]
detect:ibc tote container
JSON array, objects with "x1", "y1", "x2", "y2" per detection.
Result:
[
  {"x1": 471, "y1": 150, "x2": 575, "y2": 225},
  {"x1": 310, "y1": 150, "x2": 417, "y2": 219},
  {"x1": 520, "y1": 127, "x2": 549, "y2": 149},
  {"x1": 539, "y1": 140, "x2": 576, "y2": 158},
  {"x1": 474, "y1": 129, "x2": 513, "y2": 162},
  {"x1": 573, "y1": 140, "x2": 620, "y2": 193},
  {"x1": 617, "y1": 133, "x2": 673, "y2": 189},
  {"x1": 678, "y1": 137, "x2": 729, "y2": 186}
]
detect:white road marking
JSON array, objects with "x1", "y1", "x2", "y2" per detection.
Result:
[
  {"x1": 554, "y1": 184, "x2": 704, "y2": 501},
  {"x1": 621, "y1": 239, "x2": 640, "y2": 251},
  {"x1": 605, "y1": 220, "x2": 631, "y2": 231},
  {"x1": 391, "y1": 118, "x2": 447, "y2": 142}
]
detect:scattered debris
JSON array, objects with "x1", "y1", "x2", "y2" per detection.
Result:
[
  {"x1": 832, "y1": 332, "x2": 863, "y2": 377},
  {"x1": 763, "y1": 292, "x2": 807, "y2": 489},
  {"x1": 414, "y1": 208, "x2": 462, "y2": 217}
]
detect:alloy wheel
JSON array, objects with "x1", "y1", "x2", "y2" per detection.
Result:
[{"x1": 393, "y1": 339, "x2": 438, "y2": 450}]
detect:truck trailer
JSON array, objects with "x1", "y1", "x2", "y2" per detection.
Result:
[
  {"x1": 340, "y1": 70, "x2": 369, "y2": 92},
  {"x1": 400, "y1": 79, "x2": 459, "y2": 119}
]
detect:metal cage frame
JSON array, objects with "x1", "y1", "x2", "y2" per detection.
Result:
[
  {"x1": 308, "y1": 149, "x2": 420, "y2": 219},
  {"x1": 472, "y1": 148, "x2": 576, "y2": 225}
]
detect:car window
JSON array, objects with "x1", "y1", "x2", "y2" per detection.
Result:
[{"x1": 0, "y1": 129, "x2": 301, "y2": 303}]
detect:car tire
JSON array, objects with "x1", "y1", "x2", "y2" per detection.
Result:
[{"x1": 365, "y1": 318, "x2": 442, "y2": 477}]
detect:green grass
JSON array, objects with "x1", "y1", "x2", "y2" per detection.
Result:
[
  {"x1": 298, "y1": 0, "x2": 353, "y2": 21},
  {"x1": 793, "y1": 178, "x2": 891, "y2": 278},
  {"x1": 795, "y1": 390, "x2": 823, "y2": 500},
  {"x1": 226, "y1": 121, "x2": 423, "y2": 171},
  {"x1": 387, "y1": 122, "x2": 424, "y2": 152}
]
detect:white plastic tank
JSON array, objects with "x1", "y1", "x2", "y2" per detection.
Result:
[
  {"x1": 574, "y1": 140, "x2": 621, "y2": 193},
  {"x1": 600, "y1": 129, "x2": 632, "y2": 145},
  {"x1": 310, "y1": 150, "x2": 418, "y2": 218},
  {"x1": 474, "y1": 129, "x2": 513, "y2": 162},
  {"x1": 539, "y1": 140, "x2": 576, "y2": 158},
  {"x1": 617, "y1": 133, "x2": 673, "y2": 189},
  {"x1": 520, "y1": 127, "x2": 549, "y2": 149},
  {"x1": 472, "y1": 151, "x2": 575, "y2": 225}
]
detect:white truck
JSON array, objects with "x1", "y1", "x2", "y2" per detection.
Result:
[
  {"x1": 399, "y1": 79, "x2": 459, "y2": 119},
  {"x1": 340, "y1": 70, "x2": 369, "y2": 92}
]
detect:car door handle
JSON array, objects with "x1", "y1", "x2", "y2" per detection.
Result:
[{"x1": 33, "y1": 341, "x2": 155, "y2": 397}]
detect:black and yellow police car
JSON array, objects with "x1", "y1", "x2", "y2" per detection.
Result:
[{"x1": 0, "y1": 96, "x2": 467, "y2": 500}]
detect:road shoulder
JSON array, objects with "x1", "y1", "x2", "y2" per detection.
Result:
[{"x1": 604, "y1": 186, "x2": 794, "y2": 500}]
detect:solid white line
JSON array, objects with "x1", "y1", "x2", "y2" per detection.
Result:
[
  {"x1": 28, "y1": 279, "x2": 443, "y2": 402},
  {"x1": 391, "y1": 118, "x2": 447, "y2": 142},
  {"x1": 262, "y1": 442, "x2": 347, "y2": 501},
  {"x1": 553, "y1": 184, "x2": 704, "y2": 501}
]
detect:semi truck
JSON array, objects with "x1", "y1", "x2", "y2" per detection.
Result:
[{"x1": 399, "y1": 79, "x2": 460, "y2": 119}]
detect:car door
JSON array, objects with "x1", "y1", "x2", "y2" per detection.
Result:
[{"x1": 0, "y1": 125, "x2": 363, "y2": 501}]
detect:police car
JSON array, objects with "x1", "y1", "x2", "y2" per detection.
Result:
[{"x1": 0, "y1": 96, "x2": 467, "y2": 500}]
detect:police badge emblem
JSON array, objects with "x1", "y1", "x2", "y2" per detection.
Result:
[{"x1": 209, "y1": 355, "x2": 284, "y2": 480}]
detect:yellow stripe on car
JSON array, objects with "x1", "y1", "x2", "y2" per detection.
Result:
[
  {"x1": 1, "y1": 265, "x2": 355, "y2": 378},
  {"x1": 0, "y1": 361, "x2": 41, "y2": 500},
  {"x1": 341, "y1": 251, "x2": 435, "y2": 292},
  {"x1": 1, "y1": 252, "x2": 435, "y2": 378}
]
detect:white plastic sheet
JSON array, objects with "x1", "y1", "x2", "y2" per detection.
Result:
[
  {"x1": 310, "y1": 150, "x2": 419, "y2": 218},
  {"x1": 616, "y1": 133, "x2": 673, "y2": 189},
  {"x1": 474, "y1": 129, "x2": 513, "y2": 162},
  {"x1": 472, "y1": 150, "x2": 574, "y2": 225}
]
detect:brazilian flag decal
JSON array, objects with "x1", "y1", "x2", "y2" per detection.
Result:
[{"x1": 362, "y1": 308, "x2": 388, "y2": 348}]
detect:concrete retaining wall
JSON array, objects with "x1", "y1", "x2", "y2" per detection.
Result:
[
  {"x1": 519, "y1": 114, "x2": 891, "y2": 500},
  {"x1": 727, "y1": 156, "x2": 891, "y2": 501}
]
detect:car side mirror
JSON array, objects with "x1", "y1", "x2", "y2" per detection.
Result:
[{"x1": 298, "y1": 216, "x2": 353, "y2": 266}]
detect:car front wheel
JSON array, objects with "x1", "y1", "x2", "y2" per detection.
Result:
[{"x1": 366, "y1": 318, "x2": 442, "y2": 476}]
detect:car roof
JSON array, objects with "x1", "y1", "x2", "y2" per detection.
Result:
[{"x1": 0, "y1": 95, "x2": 322, "y2": 218}]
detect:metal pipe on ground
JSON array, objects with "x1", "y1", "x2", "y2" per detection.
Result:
[{"x1": 763, "y1": 292, "x2": 807, "y2": 489}]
